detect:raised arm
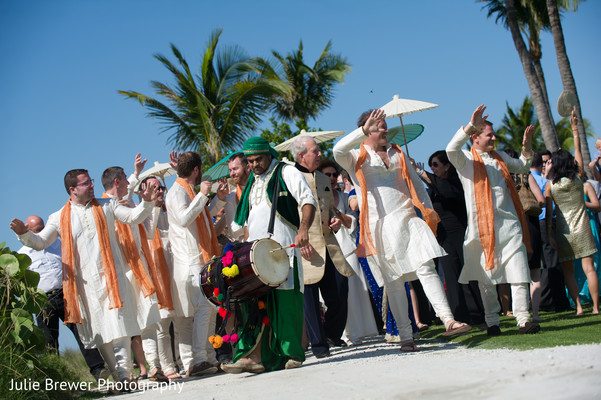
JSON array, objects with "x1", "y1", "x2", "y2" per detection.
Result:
[
  {"x1": 447, "y1": 105, "x2": 488, "y2": 171},
  {"x1": 571, "y1": 110, "x2": 585, "y2": 179}
]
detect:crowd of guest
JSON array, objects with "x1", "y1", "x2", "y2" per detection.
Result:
[{"x1": 10, "y1": 105, "x2": 600, "y2": 390}]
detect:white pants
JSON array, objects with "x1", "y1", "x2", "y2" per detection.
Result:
[
  {"x1": 384, "y1": 261, "x2": 454, "y2": 342},
  {"x1": 156, "y1": 317, "x2": 177, "y2": 372},
  {"x1": 478, "y1": 282, "x2": 530, "y2": 327},
  {"x1": 97, "y1": 337, "x2": 132, "y2": 381},
  {"x1": 172, "y1": 276, "x2": 217, "y2": 371},
  {"x1": 141, "y1": 324, "x2": 160, "y2": 371}
]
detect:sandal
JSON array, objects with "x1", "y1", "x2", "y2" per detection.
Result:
[
  {"x1": 163, "y1": 369, "x2": 182, "y2": 380},
  {"x1": 149, "y1": 369, "x2": 169, "y2": 382},
  {"x1": 400, "y1": 340, "x2": 420, "y2": 352},
  {"x1": 416, "y1": 322, "x2": 429, "y2": 331},
  {"x1": 135, "y1": 374, "x2": 148, "y2": 381},
  {"x1": 442, "y1": 320, "x2": 471, "y2": 337}
]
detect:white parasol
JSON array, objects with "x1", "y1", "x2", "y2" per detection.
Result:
[
  {"x1": 379, "y1": 94, "x2": 438, "y2": 156},
  {"x1": 136, "y1": 161, "x2": 176, "y2": 190},
  {"x1": 274, "y1": 129, "x2": 345, "y2": 152}
]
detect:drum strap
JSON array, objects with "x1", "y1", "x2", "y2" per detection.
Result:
[{"x1": 267, "y1": 169, "x2": 280, "y2": 237}]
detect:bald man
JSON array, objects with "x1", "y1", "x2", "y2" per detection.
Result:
[{"x1": 18, "y1": 215, "x2": 108, "y2": 381}]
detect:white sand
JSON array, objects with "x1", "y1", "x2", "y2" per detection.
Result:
[{"x1": 117, "y1": 336, "x2": 601, "y2": 400}]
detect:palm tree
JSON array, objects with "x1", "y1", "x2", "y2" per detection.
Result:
[
  {"x1": 253, "y1": 40, "x2": 351, "y2": 130},
  {"x1": 495, "y1": 95, "x2": 593, "y2": 152},
  {"x1": 119, "y1": 28, "x2": 275, "y2": 166},
  {"x1": 546, "y1": 0, "x2": 591, "y2": 170},
  {"x1": 480, "y1": 0, "x2": 559, "y2": 151},
  {"x1": 495, "y1": 96, "x2": 544, "y2": 151}
]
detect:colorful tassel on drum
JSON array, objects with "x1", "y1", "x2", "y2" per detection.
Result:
[
  {"x1": 209, "y1": 335, "x2": 223, "y2": 349},
  {"x1": 222, "y1": 264, "x2": 239, "y2": 278},
  {"x1": 222, "y1": 333, "x2": 239, "y2": 344},
  {"x1": 222, "y1": 251, "x2": 234, "y2": 267},
  {"x1": 218, "y1": 307, "x2": 230, "y2": 319},
  {"x1": 262, "y1": 316, "x2": 270, "y2": 326}
]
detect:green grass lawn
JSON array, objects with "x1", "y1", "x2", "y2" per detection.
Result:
[{"x1": 419, "y1": 305, "x2": 601, "y2": 350}]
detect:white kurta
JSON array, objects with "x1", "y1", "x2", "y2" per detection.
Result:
[
  {"x1": 446, "y1": 127, "x2": 532, "y2": 285},
  {"x1": 244, "y1": 159, "x2": 317, "y2": 291},
  {"x1": 333, "y1": 127, "x2": 446, "y2": 286},
  {"x1": 165, "y1": 182, "x2": 222, "y2": 317},
  {"x1": 106, "y1": 192, "x2": 161, "y2": 330},
  {"x1": 334, "y1": 192, "x2": 379, "y2": 343},
  {"x1": 144, "y1": 206, "x2": 177, "y2": 319},
  {"x1": 18, "y1": 198, "x2": 155, "y2": 348}
]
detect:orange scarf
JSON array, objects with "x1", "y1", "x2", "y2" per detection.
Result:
[
  {"x1": 147, "y1": 226, "x2": 174, "y2": 310},
  {"x1": 354, "y1": 142, "x2": 440, "y2": 257},
  {"x1": 175, "y1": 177, "x2": 221, "y2": 262},
  {"x1": 60, "y1": 199, "x2": 123, "y2": 324},
  {"x1": 471, "y1": 148, "x2": 532, "y2": 270},
  {"x1": 102, "y1": 193, "x2": 155, "y2": 297},
  {"x1": 235, "y1": 184, "x2": 243, "y2": 202}
]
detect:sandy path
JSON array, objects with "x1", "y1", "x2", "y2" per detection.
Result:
[{"x1": 117, "y1": 337, "x2": 600, "y2": 399}]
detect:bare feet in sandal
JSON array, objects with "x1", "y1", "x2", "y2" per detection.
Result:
[
  {"x1": 442, "y1": 320, "x2": 471, "y2": 336},
  {"x1": 163, "y1": 369, "x2": 182, "y2": 380}
]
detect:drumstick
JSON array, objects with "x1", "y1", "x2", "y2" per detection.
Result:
[{"x1": 269, "y1": 243, "x2": 296, "y2": 253}]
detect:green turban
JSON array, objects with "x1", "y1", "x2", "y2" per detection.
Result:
[{"x1": 242, "y1": 136, "x2": 279, "y2": 158}]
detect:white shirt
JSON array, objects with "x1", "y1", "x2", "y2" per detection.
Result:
[
  {"x1": 19, "y1": 239, "x2": 63, "y2": 293},
  {"x1": 245, "y1": 159, "x2": 317, "y2": 290}
]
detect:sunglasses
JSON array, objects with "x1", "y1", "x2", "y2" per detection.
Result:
[
  {"x1": 430, "y1": 161, "x2": 441, "y2": 167},
  {"x1": 324, "y1": 172, "x2": 339, "y2": 177}
]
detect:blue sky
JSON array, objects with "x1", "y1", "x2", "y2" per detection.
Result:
[{"x1": 1, "y1": 1, "x2": 599, "y2": 351}]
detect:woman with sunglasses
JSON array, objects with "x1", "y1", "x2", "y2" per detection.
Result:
[{"x1": 411, "y1": 151, "x2": 484, "y2": 326}]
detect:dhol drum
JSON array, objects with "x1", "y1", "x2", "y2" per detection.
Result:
[{"x1": 200, "y1": 238, "x2": 290, "y2": 306}]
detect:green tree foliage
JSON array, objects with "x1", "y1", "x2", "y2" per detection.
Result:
[
  {"x1": 495, "y1": 96, "x2": 593, "y2": 152},
  {"x1": 119, "y1": 28, "x2": 276, "y2": 167},
  {"x1": 254, "y1": 40, "x2": 351, "y2": 129}
]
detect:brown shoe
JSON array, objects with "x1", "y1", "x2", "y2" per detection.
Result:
[{"x1": 187, "y1": 361, "x2": 218, "y2": 377}]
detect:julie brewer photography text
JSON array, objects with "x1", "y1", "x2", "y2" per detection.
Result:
[{"x1": 9, "y1": 377, "x2": 185, "y2": 394}]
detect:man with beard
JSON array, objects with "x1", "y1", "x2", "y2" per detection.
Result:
[
  {"x1": 165, "y1": 151, "x2": 228, "y2": 377},
  {"x1": 221, "y1": 137, "x2": 316, "y2": 373}
]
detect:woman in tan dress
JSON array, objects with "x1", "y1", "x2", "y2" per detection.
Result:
[{"x1": 545, "y1": 114, "x2": 600, "y2": 315}]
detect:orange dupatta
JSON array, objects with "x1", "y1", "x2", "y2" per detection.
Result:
[
  {"x1": 471, "y1": 148, "x2": 532, "y2": 270},
  {"x1": 101, "y1": 193, "x2": 155, "y2": 297},
  {"x1": 146, "y1": 226, "x2": 174, "y2": 310},
  {"x1": 175, "y1": 177, "x2": 221, "y2": 262},
  {"x1": 60, "y1": 199, "x2": 123, "y2": 324},
  {"x1": 354, "y1": 142, "x2": 440, "y2": 258}
]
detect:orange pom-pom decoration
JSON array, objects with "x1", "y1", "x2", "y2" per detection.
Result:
[
  {"x1": 258, "y1": 300, "x2": 266, "y2": 310},
  {"x1": 209, "y1": 335, "x2": 223, "y2": 349}
]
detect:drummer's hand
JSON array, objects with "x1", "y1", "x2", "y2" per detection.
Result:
[
  {"x1": 295, "y1": 227, "x2": 309, "y2": 248},
  {"x1": 300, "y1": 243, "x2": 315, "y2": 261}
]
